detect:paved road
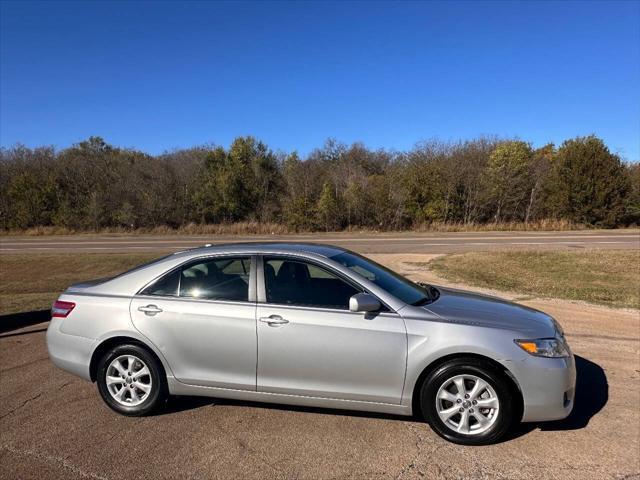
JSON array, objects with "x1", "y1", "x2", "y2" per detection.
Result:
[{"x1": 1, "y1": 230, "x2": 639, "y2": 254}]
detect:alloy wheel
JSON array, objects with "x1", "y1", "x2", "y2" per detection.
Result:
[
  {"x1": 435, "y1": 374, "x2": 500, "y2": 435},
  {"x1": 105, "y1": 355, "x2": 153, "y2": 407}
]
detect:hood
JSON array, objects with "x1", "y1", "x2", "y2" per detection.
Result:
[{"x1": 424, "y1": 287, "x2": 557, "y2": 337}]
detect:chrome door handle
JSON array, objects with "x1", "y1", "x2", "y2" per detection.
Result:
[
  {"x1": 138, "y1": 304, "x2": 163, "y2": 316},
  {"x1": 259, "y1": 315, "x2": 289, "y2": 326}
]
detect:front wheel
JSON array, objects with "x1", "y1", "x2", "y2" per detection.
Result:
[
  {"x1": 96, "y1": 344, "x2": 166, "y2": 416},
  {"x1": 420, "y1": 358, "x2": 516, "y2": 445}
]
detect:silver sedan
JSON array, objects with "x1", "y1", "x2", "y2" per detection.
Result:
[{"x1": 46, "y1": 243, "x2": 575, "y2": 445}]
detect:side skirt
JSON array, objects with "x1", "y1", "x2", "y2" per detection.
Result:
[{"x1": 167, "y1": 377, "x2": 413, "y2": 417}]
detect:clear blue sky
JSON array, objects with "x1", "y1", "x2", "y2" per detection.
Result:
[{"x1": 1, "y1": 0, "x2": 639, "y2": 160}]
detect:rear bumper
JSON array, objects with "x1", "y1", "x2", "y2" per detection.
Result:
[
  {"x1": 46, "y1": 318, "x2": 94, "y2": 381},
  {"x1": 508, "y1": 353, "x2": 576, "y2": 422}
]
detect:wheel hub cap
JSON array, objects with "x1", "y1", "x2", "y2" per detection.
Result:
[
  {"x1": 105, "y1": 355, "x2": 152, "y2": 407},
  {"x1": 435, "y1": 374, "x2": 500, "y2": 436}
]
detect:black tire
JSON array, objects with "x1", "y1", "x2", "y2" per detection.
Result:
[
  {"x1": 420, "y1": 357, "x2": 516, "y2": 445},
  {"x1": 96, "y1": 344, "x2": 167, "y2": 416}
]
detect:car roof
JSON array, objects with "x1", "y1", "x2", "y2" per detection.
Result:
[
  {"x1": 78, "y1": 242, "x2": 352, "y2": 298},
  {"x1": 174, "y1": 242, "x2": 348, "y2": 259}
]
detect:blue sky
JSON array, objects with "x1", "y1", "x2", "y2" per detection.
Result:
[{"x1": 1, "y1": 1, "x2": 639, "y2": 160}]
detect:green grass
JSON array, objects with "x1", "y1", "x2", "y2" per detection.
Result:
[
  {"x1": 429, "y1": 250, "x2": 640, "y2": 309},
  {"x1": 0, "y1": 253, "x2": 162, "y2": 315},
  {"x1": 2, "y1": 249, "x2": 639, "y2": 316}
]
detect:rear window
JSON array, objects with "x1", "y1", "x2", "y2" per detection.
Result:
[{"x1": 112, "y1": 254, "x2": 175, "y2": 280}]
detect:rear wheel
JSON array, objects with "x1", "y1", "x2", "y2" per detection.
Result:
[
  {"x1": 420, "y1": 358, "x2": 516, "y2": 445},
  {"x1": 96, "y1": 344, "x2": 166, "y2": 416}
]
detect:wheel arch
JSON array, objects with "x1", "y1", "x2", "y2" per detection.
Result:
[
  {"x1": 89, "y1": 336, "x2": 168, "y2": 383},
  {"x1": 410, "y1": 352, "x2": 524, "y2": 420}
]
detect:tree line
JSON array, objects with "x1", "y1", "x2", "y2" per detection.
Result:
[{"x1": 1, "y1": 135, "x2": 638, "y2": 231}]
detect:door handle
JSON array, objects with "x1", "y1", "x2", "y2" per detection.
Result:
[
  {"x1": 259, "y1": 315, "x2": 289, "y2": 326},
  {"x1": 138, "y1": 304, "x2": 163, "y2": 316}
]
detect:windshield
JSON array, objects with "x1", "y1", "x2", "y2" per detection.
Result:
[{"x1": 330, "y1": 251, "x2": 436, "y2": 306}]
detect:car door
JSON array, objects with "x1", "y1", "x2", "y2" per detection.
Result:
[
  {"x1": 130, "y1": 255, "x2": 257, "y2": 390},
  {"x1": 256, "y1": 255, "x2": 407, "y2": 405}
]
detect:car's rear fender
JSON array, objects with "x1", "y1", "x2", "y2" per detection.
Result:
[
  {"x1": 51, "y1": 292, "x2": 177, "y2": 383},
  {"x1": 58, "y1": 293, "x2": 133, "y2": 340}
]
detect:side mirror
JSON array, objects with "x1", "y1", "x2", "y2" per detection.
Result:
[{"x1": 349, "y1": 293, "x2": 381, "y2": 313}]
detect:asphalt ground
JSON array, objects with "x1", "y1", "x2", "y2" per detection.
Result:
[
  {"x1": 0, "y1": 244, "x2": 640, "y2": 480},
  {"x1": 1, "y1": 230, "x2": 639, "y2": 254},
  {"x1": 1, "y1": 253, "x2": 638, "y2": 480}
]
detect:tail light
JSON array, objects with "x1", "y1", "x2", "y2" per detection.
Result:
[{"x1": 52, "y1": 300, "x2": 76, "y2": 318}]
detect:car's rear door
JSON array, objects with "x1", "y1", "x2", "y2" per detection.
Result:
[
  {"x1": 255, "y1": 255, "x2": 407, "y2": 404},
  {"x1": 130, "y1": 255, "x2": 257, "y2": 390}
]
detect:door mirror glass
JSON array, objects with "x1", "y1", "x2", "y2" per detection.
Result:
[{"x1": 349, "y1": 293, "x2": 381, "y2": 313}]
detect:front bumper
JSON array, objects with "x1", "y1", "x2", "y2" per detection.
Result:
[
  {"x1": 46, "y1": 318, "x2": 94, "y2": 381},
  {"x1": 508, "y1": 353, "x2": 576, "y2": 422}
]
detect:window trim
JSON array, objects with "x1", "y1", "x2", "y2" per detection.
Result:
[
  {"x1": 257, "y1": 254, "x2": 391, "y2": 312},
  {"x1": 136, "y1": 254, "x2": 257, "y2": 303},
  {"x1": 134, "y1": 293, "x2": 257, "y2": 308},
  {"x1": 253, "y1": 301, "x2": 401, "y2": 316}
]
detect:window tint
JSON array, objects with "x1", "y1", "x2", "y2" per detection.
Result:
[
  {"x1": 330, "y1": 251, "x2": 432, "y2": 305},
  {"x1": 180, "y1": 257, "x2": 250, "y2": 301},
  {"x1": 115, "y1": 254, "x2": 175, "y2": 278},
  {"x1": 264, "y1": 257, "x2": 360, "y2": 309},
  {"x1": 140, "y1": 268, "x2": 180, "y2": 296}
]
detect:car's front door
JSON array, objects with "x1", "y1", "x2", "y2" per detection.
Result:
[
  {"x1": 256, "y1": 256, "x2": 407, "y2": 404},
  {"x1": 130, "y1": 255, "x2": 257, "y2": 390}
]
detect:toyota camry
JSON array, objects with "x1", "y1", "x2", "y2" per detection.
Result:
[{"x1": 46, "y1": 243, "x2": 575, "y2": 445}]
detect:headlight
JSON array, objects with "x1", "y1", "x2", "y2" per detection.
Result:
[{"x1": 515, "y1": 337, "x2": 570, "y2": 358}]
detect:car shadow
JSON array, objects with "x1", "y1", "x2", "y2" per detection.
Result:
[
  {"x1": 160, "y1": 395, "x2": 410, "y2": 422},
  {"x1": 0, "y1": 327, "x2": 48, "y2": 339},
  {"x1": 537, "y1": 354, "x2": 608, "y2": 431},
  {"x1": 497, "y1": 354, "x2": 608, "y2": 442},
  {"x1": 159, "y1": 354, "x2": 608, "y2": 442},
  {"x1": 0, "y1": 309, "x2": 50, "y2": 334}
]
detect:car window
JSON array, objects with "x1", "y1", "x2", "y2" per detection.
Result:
[
  {"x1": 330, "y1": 251, "x2": 431, "y2": 305},
  {"x1": 140, "y1": 268, "x2": 180, "y2": 296},
  {"x1": 140, "y1": 256, "x2": 251, "y2": 301},
  {"x1": 264, "y1": 257, "x2": 360, "y2": 309},
  {"x1": 180, "y1": 257, "x2": 250, "y2": 301},
  {"x1": 113, "y1": 253, "x2": 175, "y2": 280}
]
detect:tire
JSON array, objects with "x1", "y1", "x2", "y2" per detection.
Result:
[
  {"x1": 96, "y1": 344, "x2": 167, "y2": 416},
  {"x1": 420, "y1": 357, "x2": 516, "y2": 445}
]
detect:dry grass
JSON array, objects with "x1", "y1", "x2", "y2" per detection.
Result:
[
  {"x1": 412, "y1": 219, "x2": 584, "y2": 232},
  {"x1": 2, "y1": 248, "x2": 638, "y2": 317},
  {"x1": 0, "y1": 253, "x2": 160, "y2": 315},
  {"x1": 1, "y1": 222, "x2": 294, "y2": 237},
  {"x1": 429, "y1": 250, "x2": 640, "y2": 309},
  {"x1": 1, "y1": 219, "x2": 601, "y2": 236}
]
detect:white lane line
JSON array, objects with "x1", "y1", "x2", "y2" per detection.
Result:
[
  {"x1": 413, "y1": 241, "x2": 638, "y2": 246},
  {"x1": 2, "y1": 246, "x2": 242, "y2": 250},
  {"x1": 1, "y1": 240, "x2": 638, "y2": 252},
  {"x1": 1, "y1": 234, "x2": 639, "y2": 247}
]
